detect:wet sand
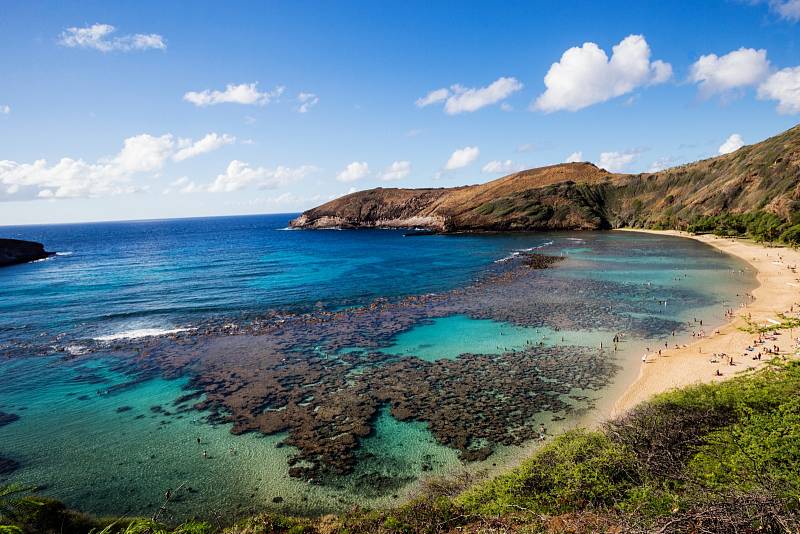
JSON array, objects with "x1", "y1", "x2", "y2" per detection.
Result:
[{"x1": 614, "y1": 229, "x2": 800, "y2": 415}]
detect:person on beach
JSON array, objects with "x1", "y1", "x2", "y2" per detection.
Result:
[{"x1": 538, "y1": 424, "x2": 547, "y2": 441}]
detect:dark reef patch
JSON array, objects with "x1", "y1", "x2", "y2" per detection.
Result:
[
  {"x1": 0, "y1": 456, "x2": 20, "y2": 475},
  {"x1": 0, "y1": 411, "x2": 20, "y2": 428}
]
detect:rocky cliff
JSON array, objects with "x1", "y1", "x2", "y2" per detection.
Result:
[
  {"x1": 0, "y1": 239, "x2": 52, "y2": 267},
  {"x1": 291, "y1": 124, "x2": 800, "y2": 232}
]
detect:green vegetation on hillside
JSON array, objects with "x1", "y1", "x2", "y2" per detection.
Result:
[
  {"x1": 4, "y1": 361, "x2": 800, "y2": 533},
  {"x1": 686, "y1": 209, "x2": 800, "y2": 246}
]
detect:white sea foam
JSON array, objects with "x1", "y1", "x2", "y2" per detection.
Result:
[
  {"x1": 495, "y1": 241, "x2": 554, "y2": 263},
  {"x1": 55, "y1": 251, "x2": 73, "y2": 256},
  {"x1": 94, "y1": 327, "x2": 194, "y2": 341},
  {"x1": 277, "y1": 227, "x2": 300, "y2": 231},
  {"x1": 64, "y1": 344, "x2": 89, "y2": 356}
]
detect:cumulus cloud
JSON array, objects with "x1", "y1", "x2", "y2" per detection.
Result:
[
  {"x1": 173, "y1": 133, "x2": 235, "y2": 162},
  {"x1": 336, "y1": 161, "x2": 370, "y2": 182},
  {"x1": 564, "y1": 151, "x2": 583, "y2": 163},
  {"x1": 533, "y1": 35, "x2": 672, "y2": 112},
  {"x1": 58, "y1": 23, "x2": 166, "y2": 52},
  {"x1": 0, "y1": 133, "x2": 174, "y2": 199},
  {"x1": 597, "y1": 150, "x2": 641, "y2": 172},
  {"x1": 445, "y1": 146, "x2": 480, "y2": 170},
  {"x1": 481, "y1": 160, "x2": 523, "y2": 174},
  {"x1": 416, "y1": 77, "x2": 523, "y2": 114},
  {"x1": 113, "y1": 134, "x2": 175, "y2": 173},
  {"x1": 379, "y1": 161, "x2": 411, "y2": 181},
  {"x1": 297, "y1": 92, "x2": 319, "y2": 113},
  {"x1": 689, "y1": 48, "x2": 770, "y2": 98},
  {"x1": 758, "y1": 67, "x2": 800, "y2": 113},
  {"x1": 183, "y1": 83, "x2": 284, "y2": 107},
  {"x1": 718, "y1": 134, "x2": 745, "y2": 155},
  {"x1": 0, "y1": 132, "x2": 245, "y2": 200},
  {"x1": 206, "y1": 161, "x2": 316, "y2": 193},
  {"x1": 0, "y1": 105, "x2": 9, "y2": 115}
]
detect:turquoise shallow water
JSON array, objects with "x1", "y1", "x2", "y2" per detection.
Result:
[
  {"x1": 382, "y1": 315, "x2": 615, "y2": 361},
  {"x1": 0, "y1": 218, "x2": 758, "y2": 520}
]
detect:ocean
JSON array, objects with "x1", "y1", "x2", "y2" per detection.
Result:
[{"x1": 0, "y1": 214, "x2": 757, "y2": 520}]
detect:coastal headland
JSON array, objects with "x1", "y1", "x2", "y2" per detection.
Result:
[{"x1": 0, "y1": 238, "x2": 52, "y2": 267}]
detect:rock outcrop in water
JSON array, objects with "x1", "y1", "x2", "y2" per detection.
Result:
[
  {"x1": 290, "y1": 123, "x2": 800, "y2": 231},
  {"x1": 0, "y1": 238, "x2": 52, "y2": 267}
]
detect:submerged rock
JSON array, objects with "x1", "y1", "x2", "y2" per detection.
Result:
[
  {"x1": 0, "y1": 456, "x2": 20, "y2": 475},
  {"x1": 0, "y1": 411, "x2": 20, "y2": 428}
]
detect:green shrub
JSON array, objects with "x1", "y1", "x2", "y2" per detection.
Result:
[{"x1": 457, "y1": 430, "x2": 637, "y2": 516}]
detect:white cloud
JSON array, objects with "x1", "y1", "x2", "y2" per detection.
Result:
[
  {"x1": 0, "y1": 105, "x2": 10, "y2": 115},
  {"x1": 336, "y1": 161, "x2": 370, "y2": 182},
  {"x1": 647, "y1": 156, "x2": 678, "y2": 172},
  {"x1": 564, "y1": 151, "x2": 583, "y2": 163},
  {"x1": 481, "y1": 160, "x2": 523, "y2": 174},
  {"x1": 206, "y1": 161, "x2": 316, "y2": 193},
  {"x1": 445, "y1": 146, "x2": 480, "y2": 170},
  {"x1": 173, "y1": 133, "x2": 235, "y2": 162},
  {"x1": 183, "y1": 83, "x2": 284, "y2": 107},
  {"x1": 757, "y1": 67, "x2": 800, "y2": 113},
  {"x1": 297, "y1": 92, "x2": 319, "y2": 113},
  {"x1": 534, "y1": 35, "x2": 672, "y2": 112},
  {"x1": 417, "y1": 77, "x2": 523, "y2": 114},
  {"x1": 768, "y1": 0, "x2": 800, "y2": 21},
  {"x1": 0, "y1": 132, "x2": 268, "y2": 200},
  {"x1": 444, "y1": 77, "x2": 523, "y2": 114},
  {"x1": 718, "y1": 134, "x2": 745, "y2": 155},
  {"x1": 415, "y1": 88, "x2": 449, "y2": 108},
  {"x1": 58, "y1": 23, "x2": 165, "y2": 52},
  {"x1": 0, "y1": 133, "x2": 174, "y2": 199},
  {"x1": 379, "y1": 161, "x2": 411, "y2": 181},
  {"x1": 597, "y1": 150, "x2": 640, "y2": 172},
  {"x1": 111, "y1": 134, "x2": 175, "y2": 174},
  {"x1": 689, "y1": 48, "x2": 770, "y2": 98}
]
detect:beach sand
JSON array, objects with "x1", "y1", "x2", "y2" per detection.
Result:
[{"x1": 613, "y1": 229, "x2": 800, "y2": 416}]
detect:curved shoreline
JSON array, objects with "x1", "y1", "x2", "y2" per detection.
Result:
[{"x1": 613, "y1": 229, "x2": 800, "y2": 416}]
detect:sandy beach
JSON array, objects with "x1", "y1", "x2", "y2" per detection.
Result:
[{"x1": 613, "y1": 229, "x2": 800, "y2": 416}]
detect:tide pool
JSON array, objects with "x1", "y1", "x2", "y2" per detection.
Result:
[{"x1": 381, "y1": 315, "x2": 616, "y2": 361}]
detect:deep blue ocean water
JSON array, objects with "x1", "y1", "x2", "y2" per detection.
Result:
[
  {"x1": 0, "y1": 214, "x2": 758, "y2": 519},
  {"x1": 1, "y1": 214, "x2": 570, "y2": 347}
]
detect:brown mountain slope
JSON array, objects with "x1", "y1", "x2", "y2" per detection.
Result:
[{"x1": 290, "y1": 124, "x2": 800, "y2": 232}]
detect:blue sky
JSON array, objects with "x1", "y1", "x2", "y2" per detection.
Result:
[{"x1": 1, "y1": 0, "x2": 800, "y2": 225}]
